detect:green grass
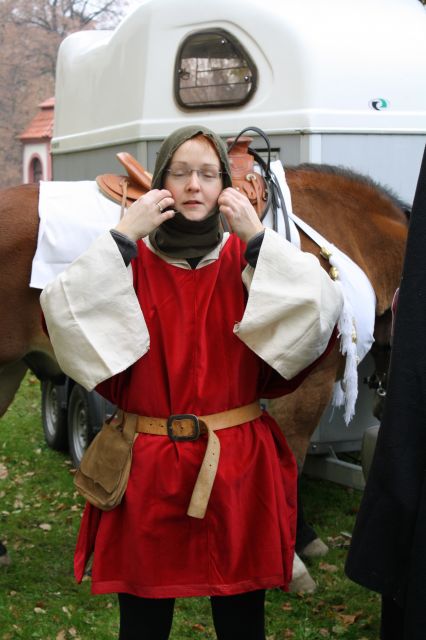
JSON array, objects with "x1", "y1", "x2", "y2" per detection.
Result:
[{"x1": 0, "y1": 375, "x2": 380, "y2": 639}]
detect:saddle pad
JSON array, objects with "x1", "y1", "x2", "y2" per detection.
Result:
[{"x1": 30, "y1": 181, "x2": 121, "y2": 289}]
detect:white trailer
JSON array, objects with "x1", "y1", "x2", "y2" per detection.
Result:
[
  {"x1": 52, "y1": 0, "x2": 426, "y2": 202},
  {"x1": 45, "y1": 0, "x2": 426, "y2": 476}
]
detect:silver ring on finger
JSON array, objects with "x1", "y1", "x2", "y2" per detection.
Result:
[{"x1": 156, "y1": 202, "x2": 163, "y2": 213}]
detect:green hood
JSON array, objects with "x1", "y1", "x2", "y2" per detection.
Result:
[{"x1": 151, "y1": 125, "x2": 232, "y2": 190}]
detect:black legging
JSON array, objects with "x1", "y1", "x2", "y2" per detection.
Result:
[{"x1": 118, "y1": 589, "x2": 266, "y2": 640}]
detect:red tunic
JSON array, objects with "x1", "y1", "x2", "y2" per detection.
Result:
[{"x1": 74, "y1": 235, "x2": 322, "y2": 597}]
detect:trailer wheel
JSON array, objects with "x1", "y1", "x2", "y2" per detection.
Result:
[
  {"x1": 41, "y1": 381, "x2": 68, "y2": 451},
  {"x1": 67, "y1": 385, "x2": 105, "y2": 468}
]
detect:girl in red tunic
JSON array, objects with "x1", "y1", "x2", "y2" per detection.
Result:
[{"x1": 42, "y1": 125, "x2": 342, "y2": 639}]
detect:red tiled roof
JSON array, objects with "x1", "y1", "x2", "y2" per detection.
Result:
[{"x1": 19, "y1": 97, "x2": 55, "y2": 141}]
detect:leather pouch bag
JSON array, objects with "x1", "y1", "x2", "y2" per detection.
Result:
[{"x1": 74, "y1": 411, "x2": 137, "y2": 510}]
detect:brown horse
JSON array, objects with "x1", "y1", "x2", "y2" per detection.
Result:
[
  {"x1": 0, "y1": 168, "x2": 408, "y2": 431},
  {"x1": 0, "y1": 167, "x2": 408, "y2": 583}
]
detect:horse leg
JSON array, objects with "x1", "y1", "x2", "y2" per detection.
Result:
[
  {"x1": 269, "y1": 345, "x2": 343, "y2": 590},
  {"x1": 0, "y1": 361, "x2": 28, "y2": 570},
  {"x1": 296, "y1": 476, "x2": 329, "y2": 559},
  {"x1": 0, "y1": 360, "x2": 28, "y2": 417}
]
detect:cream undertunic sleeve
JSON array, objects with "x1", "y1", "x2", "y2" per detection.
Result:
[
  {"x1": 234, "y1": 227, "x2": 343, "y2": 379},
  {"x1": 40, "y1": 231, "x2": 149, "y2": 391}
]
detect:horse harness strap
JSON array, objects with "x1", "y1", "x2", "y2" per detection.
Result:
[{"x1": 122, "y1": 401, "x2": 262, "y2": 519}]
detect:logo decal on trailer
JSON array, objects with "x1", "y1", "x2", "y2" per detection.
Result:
[{"x1": 369, "y1": 98, "x2": 389, "y2": 111}]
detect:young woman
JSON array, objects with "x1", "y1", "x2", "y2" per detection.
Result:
[{"x1": 41, "y1": 125, "x2": 343, "y2": 639}]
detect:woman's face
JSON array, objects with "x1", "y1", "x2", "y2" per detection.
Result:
[{"x1": 163, "y1": 137, "x2": 223, "y2": 222}]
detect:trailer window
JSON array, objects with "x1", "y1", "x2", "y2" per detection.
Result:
[{"x1": 175, "y1": 30, "x2": 257, "y2": 109}]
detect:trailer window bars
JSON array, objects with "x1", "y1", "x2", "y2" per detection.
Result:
[{"x1": 175, "y1": 29, "x2": 257, "y2": 109}]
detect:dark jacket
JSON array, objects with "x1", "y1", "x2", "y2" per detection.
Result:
[{"x1": 345, "y1": 145, "x2": 426, "y2": 639}]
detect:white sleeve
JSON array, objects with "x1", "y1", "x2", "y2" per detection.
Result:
[
  {"x1": 234, "y1": 228, "x2": 343, "y2": 379},
  {"x1": 40, "y1": 231, "x2": 149, "y2": 391}
]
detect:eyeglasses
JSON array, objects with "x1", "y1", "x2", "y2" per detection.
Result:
[{"x1": 165, "y1": 164, "x2": 223, "y2": 182}]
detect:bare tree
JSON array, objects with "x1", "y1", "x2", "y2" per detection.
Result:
[
  {"x1": 0, "y1": 0, "x2": 126, "y2": 187},
  {"x1": 10, "y1": 0, "x2": 122, "y2": 35},
  {"x1": 7, "y1": 0, "x2": 126, "y2": 77}
]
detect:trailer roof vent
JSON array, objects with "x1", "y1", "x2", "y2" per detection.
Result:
[{"x1": 175, "y1": 29, "x2": 257, "y2": 109}]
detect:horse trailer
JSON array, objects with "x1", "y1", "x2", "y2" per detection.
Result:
[{"x1": 41, "y1": 0, "x2": 426, "y2": 478}]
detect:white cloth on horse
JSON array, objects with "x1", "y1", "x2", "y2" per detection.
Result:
[
  {"x1": 288, "y1": 213, "x2": 375, "y2": 424},
  {"x1": 30, "y1": 180, "x2": 121, "y2": 289}
]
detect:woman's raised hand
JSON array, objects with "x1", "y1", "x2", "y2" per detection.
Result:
[
  {"x1": 114, "y1": 189, "x2": 175, "y2": 241},
  {"x1": 218, "y1": 188, "x2": 264, "y2": 243}
]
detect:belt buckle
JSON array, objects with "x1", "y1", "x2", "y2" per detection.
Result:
[{"x1": 167, "y1": 414, "x2": 200, "y2": 442}]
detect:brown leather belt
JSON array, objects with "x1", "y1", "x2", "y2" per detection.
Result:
[{"x1": 126, "y1": 401, "x2": 262, "y2": 519}]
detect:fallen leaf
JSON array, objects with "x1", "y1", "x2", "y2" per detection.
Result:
[
  {"x1": 0, "y1": 463, "x2": 8, "y2": 480},
  {"x1": 319, "y1": 562, "x2": 339, "y2": 573},
  {"x1": 337, "y1": 613, "x2": 358, "y2": 625},
  {"x1": 191, "y1": 623, "x2": 206, "y2": 631},
  {"x1": 56, "y1": 631, "x2": 66, "y2": 640},
  {"x1": 39, "y1": 523, "x2": 52, "y2": 531},
  {"x1": 34, "y1": 607, "x2": 46, "y2": 614}
]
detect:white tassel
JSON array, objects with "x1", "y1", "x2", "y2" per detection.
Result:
[
  {"x1": 329, "y1": 256, "x2": 359, "y2": 424},
  {"x1": 332, "y1": 380, "x2": 345, "y2": 408}
]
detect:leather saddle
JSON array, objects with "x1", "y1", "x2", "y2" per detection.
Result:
[{"x1": 96, "y1": 137, "x2": 268, "y2": 218}]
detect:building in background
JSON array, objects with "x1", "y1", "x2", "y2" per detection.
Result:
[{"x1": 19, "y1": 97, "x2": 54, "y2": 183}]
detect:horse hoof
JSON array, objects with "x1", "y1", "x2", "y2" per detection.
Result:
[
  {"x1": 290, "y1": 553, "x2": 317, "y2": 593},
  {"x1": 299, "y1": 537, "x2": 329, "y2": 559},
  {"x1": 289, "y1": 570, "x2": 317, "y2": 593}
]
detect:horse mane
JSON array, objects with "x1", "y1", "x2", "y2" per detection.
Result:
[{"x1": 291, "y1": 163, "x2": 411, "y2": 218}]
